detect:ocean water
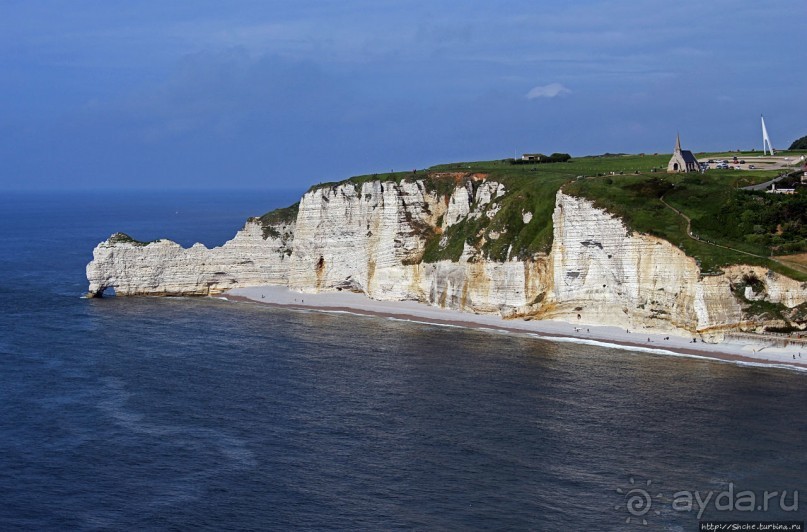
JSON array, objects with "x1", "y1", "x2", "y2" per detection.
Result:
[{"x1": 1, "y1": 190, "x2": 805, "y2": 531}]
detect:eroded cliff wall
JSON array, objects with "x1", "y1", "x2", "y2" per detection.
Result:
[
  {"x1": 86, "y1": 180, "x2": 806, "y2": 335},
  {"x1": 286, "y1": 180, "x2": 442, "y2": 294},
  {"x1": 546, "y1": 192, "x2": 740, "y2": 334},
  {"x1": 86, "y1": 220, "x2": 293, "y2": 297},
  {"x1": 283, "y1": 179, "x2": 548, "y2": 315}
]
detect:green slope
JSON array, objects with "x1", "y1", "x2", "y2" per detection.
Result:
[{"x1": 261, "y1": 152, "x2": 807, "y2": 281}]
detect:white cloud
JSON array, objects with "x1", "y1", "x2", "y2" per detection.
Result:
[{"x1": 526, "y1": 83, "x2": 571, "y2": 99}]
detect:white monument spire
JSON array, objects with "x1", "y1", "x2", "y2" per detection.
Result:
[{"x1": 761, "y1": 115, "x2": 774, "y2": 156}]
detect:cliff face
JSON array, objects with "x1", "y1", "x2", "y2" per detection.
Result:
[
  {"x1": 546, "y1": 192, "x2": 741, "y2": 335},
  {"x1": 543, "y1": 192, "x2": 807, "y2": 336},
  {"x1": 86, "y1": 221, "x2": 293, "y2": 297},
  {"x1": 86, "y1": 180, "x2": 806, "y2": 335},
  {"x1": 282, "y1": 179, "x2": 545, "y2": 314},
  {"x1": 286, "y1": 180, "x2": 442, "y2": 294}
]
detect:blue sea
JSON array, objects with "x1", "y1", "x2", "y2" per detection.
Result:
[{"x1": 1, "y1": 190, "x2": 805, "y2": 531}]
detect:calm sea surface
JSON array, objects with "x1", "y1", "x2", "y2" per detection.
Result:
[{"x1": 1, "y1": 190, "x2": 805, "y2": 531}]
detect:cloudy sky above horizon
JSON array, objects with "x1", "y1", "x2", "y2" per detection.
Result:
[{"x1": 1, "y1": 0, "x2": 804, "y2": 190}]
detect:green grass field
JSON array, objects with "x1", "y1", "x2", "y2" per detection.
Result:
[{"x1": 267, "y1": 152, "x2": 807, "y2": 280}]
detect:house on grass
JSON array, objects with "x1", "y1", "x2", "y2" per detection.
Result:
[
  {"x1": 667, "y1": 134, "x2": 699, "y2": 173},
  {"x1": 521, "y1": 153, "x2": 543, "y2": 162}
]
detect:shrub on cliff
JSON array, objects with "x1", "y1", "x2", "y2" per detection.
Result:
[
  {"x1": 108, "y1": 233, "x2": 153, "y2": 246},
  {"x1": 254, "y1": 202, "x2": 300, "y2": 239}
]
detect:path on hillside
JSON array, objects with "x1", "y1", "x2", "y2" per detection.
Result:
[
  {"x1": 740, "y1": 174, "x2": 789, "y2": 191},
  {"x1": 659, "y1": 195, "x2": 770, "y2": 260},
  {"x1": 659, "y1": 195, "x2": 807, "y2": 275}
]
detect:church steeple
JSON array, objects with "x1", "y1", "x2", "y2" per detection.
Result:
[{"x1": 667, "y1": 132, "x2": 699, "y2": 173}]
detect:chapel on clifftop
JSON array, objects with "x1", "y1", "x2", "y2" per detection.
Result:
[{"x1": 667, "y1": 134, "x2": 699, "y2": 173}]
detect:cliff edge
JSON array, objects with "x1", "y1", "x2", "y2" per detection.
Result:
[{"x1": 87, "y1": 176, "x2": 807, "y2": 339}]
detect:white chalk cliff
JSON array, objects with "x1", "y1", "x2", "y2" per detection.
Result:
[
  {"x1": 86, "y1": 220, "x2": 293, "y2": 296},
  {"x1": 87, "y1": 179, "x2": 807, "y2": 338}
]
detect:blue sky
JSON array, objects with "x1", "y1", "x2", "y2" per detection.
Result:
[{"x1": 1, "y1": 0, "x2": 804, "y2": 190}]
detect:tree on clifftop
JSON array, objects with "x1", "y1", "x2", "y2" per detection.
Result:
[{"x1": 789, "y1": 135, "x2": 807, "y2": 150}]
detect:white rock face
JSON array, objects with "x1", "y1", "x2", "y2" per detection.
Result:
[
  {"x1": 415, "y1": 258, "x2": 547, "y2": 316},
  {"x1": 86, "y1": 182, "x2": 806, "y2": 336},
  {"x1": 86, "y1": 220, "x2": 292, "y2": 296},
  {"x1": 280, "y1": 179, "x2": 548, "y2": 315},
  {"x1": 444, "y1": 184, "x2": 472, "y2": 227},
  {"x1": 286, "y1": 180, "x2": 445, "y2": 294},
  {"x1": 474, "y1": 180, "x2": 505, "y2": 207},
  {"x1": 722, "y1": 265, "x2": 806, "y2": 308},
  {"x1": 545, "y1": 192, "x2": 806, "y2": 336},
  {"x1": 546, "y1": 192, "x2": 737, "y2": 334}
]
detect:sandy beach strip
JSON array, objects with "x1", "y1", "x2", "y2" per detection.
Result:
[{"x1": 220, "y1": 285, "x2": 807, "y2": 372}]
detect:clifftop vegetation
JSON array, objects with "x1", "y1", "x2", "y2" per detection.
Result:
[
  {"x1": 108, "y1": 232, "x2": 155, "y2": 246},
  {"x1": 250, "y1": 202, "x2": 299, "y2": 239},
  {"x1": 258, "y1": 151, "x2": 807, "y2": 280}
]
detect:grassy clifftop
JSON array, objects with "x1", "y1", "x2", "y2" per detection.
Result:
[{"x1": 259, "y1": 151, "x2": 807, "y2": 280}]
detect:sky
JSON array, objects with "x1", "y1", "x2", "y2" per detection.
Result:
[{"x1": 0, "y1": 0, "x2": 804, "y2": 190}]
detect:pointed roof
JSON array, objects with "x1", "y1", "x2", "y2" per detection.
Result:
[
  {"x1": 680, "y1": 150, "x2": 698, "y2": 164},
  {"x1": 674, "y1": 133, "x2": 682, "y2": 153}
]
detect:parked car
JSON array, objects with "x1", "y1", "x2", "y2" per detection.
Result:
[
  {"x1": 739, "y1": 159, "x2": 746, "y2": 164},
  {"x1": 749, "y1": 164, "x2": 756, "y2": 169}
]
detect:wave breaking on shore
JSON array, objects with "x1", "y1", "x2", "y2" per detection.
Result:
[{"x1": 219, "y1": 285, "x2": 807, "y2": 373}]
